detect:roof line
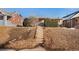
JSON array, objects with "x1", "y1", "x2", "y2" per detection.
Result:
[{"x1": 62, "y1": 11, "x2": 79, "y2": 18}]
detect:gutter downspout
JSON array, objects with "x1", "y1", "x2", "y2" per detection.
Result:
[{"x1": 4, "y1": 15, "x2": 7, "y2": 26}]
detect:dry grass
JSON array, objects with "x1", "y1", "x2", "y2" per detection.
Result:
[
  {"x1": 0, "y1": 26, "x2": 12, "y2": 46},
  {"x1": 4, "y1": 39, "x2": 39, "y2": 50},
  {"x1": 44, "y1": 27, "x2": 79, "y2": 51},
  {"x1": 4, "y1": 27, "x2": 38, "y2": 50},
  {"x1": 0, "y1": 32, "x2": 9, "y2": 46},
  {"x1": 1, "y1": 26, "x2": 79, "y2": 51},
  {"x1": 0, "y1": 26, "x2": 38, "y2": 50}
]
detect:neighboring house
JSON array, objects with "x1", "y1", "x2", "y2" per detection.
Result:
[
  {"x1": 0, "y1": 9, "x2": 23, "y2": 26},
  {"x1": 58, "y1": 19, "x2": 64, "y2": 27},
  {"x1": 25, "y1": 17, "x2": 44, "y2": 26},
  {"x1": 23, "y1": 17, "x2": 62, "y2": 27},
  {"x1": 30, "y1": 17, "x2": 40, "y2": 26},
  {"x1": 38, "y1": 18, "x2": 44, "y2": 26},
  {"x1": 62, "y1": 11, "x2": 79, "y2": 28}
]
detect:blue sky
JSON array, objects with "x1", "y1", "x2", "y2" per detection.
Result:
[{"x1": 4, "y1": 8, "x2": 79, "y2": 18}]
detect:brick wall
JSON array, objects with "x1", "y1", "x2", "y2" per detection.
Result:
[{"x1": 8, "y1": 13, "x2": 22, "y2": 26}]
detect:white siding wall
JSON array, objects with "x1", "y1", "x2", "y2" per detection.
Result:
[
  {"x1": 5, "y1": 20, "x2": 16, "y2": 26},
  {"x1": 0, "y1": 15, "x2": 16, "y2": 26},
  {"x1": 0, "y1": 20, "x2": 4, "y2": 25}
]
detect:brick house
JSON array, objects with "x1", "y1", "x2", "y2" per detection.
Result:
[{"x1": 0, "y1": 9, "x2": 23, "y2": 26}]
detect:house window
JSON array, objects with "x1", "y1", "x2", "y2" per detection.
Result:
[
  {"x1": 0, "y1": 12, "x2": 2, "y2": 14},
  {"x1": 7, "y1": 16, "x2": 11, "y2": 20},
  {"x1": 76, "y1": 19, "x2": 78, "y2": 22},
  {"x1": 0, "y1": 15, "x2": 3, "y2": 20}
]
